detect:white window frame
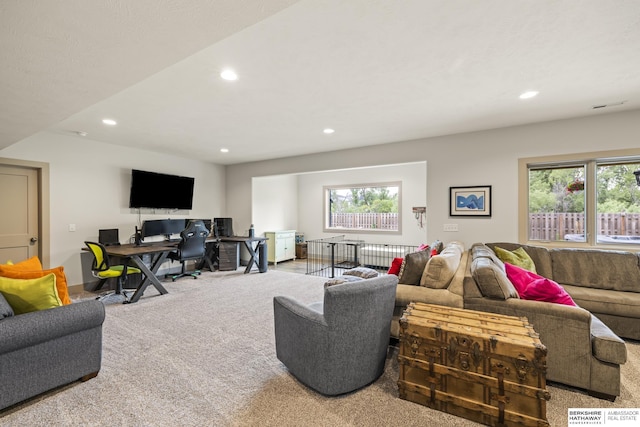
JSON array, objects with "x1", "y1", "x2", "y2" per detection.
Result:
[{"x1": 323, "y1": 182, "x2": 402, "y2": 235}]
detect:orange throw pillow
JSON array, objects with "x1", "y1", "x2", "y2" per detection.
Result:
[
  {"x1": 0, "y1": 265, "x2": 71, "y2": 305},
  {"x1": 2, "y1": 256, "x2": 43, "y2": 271}
]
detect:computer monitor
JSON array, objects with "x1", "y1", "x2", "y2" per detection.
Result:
[
  {"x1": 191, "y1": 219, "x2": 212, "y2": 233},
  {"x1": 213, "y1": 218, "x2": 233, "y2": 237},
  {"x1": 99, "y1": 229, "x2": 120, "y2": 246},
  {"x1": 141, "y1": 219, "x2": 186, "y2": 239}
]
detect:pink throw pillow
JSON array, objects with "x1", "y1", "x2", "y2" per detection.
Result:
[{"x1": 505, "y1": 263, "x2": 577, "y2": 306}]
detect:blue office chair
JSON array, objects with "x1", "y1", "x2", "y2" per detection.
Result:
[
  {"x1": 85, "y1": 241, "x2": 141, "y2": 304},
  {"x1": 168, "y1": 220, "x2": 209, "y2": 281}
]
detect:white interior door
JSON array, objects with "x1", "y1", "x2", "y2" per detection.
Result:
[{"x1": 0, "y1": 165, "x2": 39, "y2": 264}]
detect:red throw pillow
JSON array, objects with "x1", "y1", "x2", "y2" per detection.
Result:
[
  {"x1": 387, "y1": 257, "x2": 404, "y2": 276},
  {"x1": 505, "y1": 263, "x2": 576, "y2": 306}
]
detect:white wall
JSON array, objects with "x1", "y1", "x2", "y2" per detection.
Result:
[
  {"x1": 0, "y1": 131, "x2": 225, "y2": 286},
  {"x1": 226, "y1": 110, "x2": 640, "y2": 250},
  {"x1": 251, "y1": 174, "x2": 298, "y2": 236}
]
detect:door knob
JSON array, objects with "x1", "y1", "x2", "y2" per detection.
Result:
[{"x1": 30, "y1": 237, "x2": 38, "y2": 243}]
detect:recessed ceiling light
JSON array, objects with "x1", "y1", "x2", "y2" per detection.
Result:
[
  {"x1": 220, "y1": 148, "x2": 229, "y2": 153},
  {"x1": 76, "y1": 131, "x2": 88, "y2": 137},
  {"x1": 102, "y1": 118, "x2": 117, "y2": 125},
  {"x1": 519, "y1": 91, "x2": 539, "y2": 100},
  {"x1": 323, "y1": 128, "x2": 335, "y2": 134},
  {"x1": 220, "y1": 69, "x2": 238, "y2": 81}
]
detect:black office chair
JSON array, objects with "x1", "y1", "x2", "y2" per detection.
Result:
[
  {"x1": 85, "y1": 241, "x2": 141, "y2": 304},
  {"x1": 168, "y1": 220, "x2": 209, "y2": 281}
]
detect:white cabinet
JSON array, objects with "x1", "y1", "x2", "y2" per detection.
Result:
[{"x1": 265, "y1": 230, "x2": 296, "y2": 264}]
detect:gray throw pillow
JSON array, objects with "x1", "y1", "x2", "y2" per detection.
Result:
[
  {"x1": 324, "y1": 275, "x2": 364, "y2": 288},
  {"x1": 343, "y1": 267, "x2": 379, "y2": 279},
  {"x1": 398, "y1": 250, "x2": 431, "y2": 285}
]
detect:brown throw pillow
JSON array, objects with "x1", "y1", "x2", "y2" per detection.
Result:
[{"x1": 398, "y1": 250, "x2": 431, "y2": 285}]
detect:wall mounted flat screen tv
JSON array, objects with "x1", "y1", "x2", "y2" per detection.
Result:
[{"x1": 129, "y1": 169, "x2": 195, "y2": 210}]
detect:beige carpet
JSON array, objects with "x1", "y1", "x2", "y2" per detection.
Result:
[{"x1": 1, "y1": 270, "x2": 638, "y2": 426}]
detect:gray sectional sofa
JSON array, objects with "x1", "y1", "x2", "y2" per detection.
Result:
[
  {"x1": 464, "y1": 242, "x2": 629, "y2": 400},
  {"x1": 389, "y1": 240, "x2": 635, "y2": 400},
  {"x1": 0, "y1": 294, "x2": 105, "y2": 410}
]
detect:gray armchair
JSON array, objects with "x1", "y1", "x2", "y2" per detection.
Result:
[
  {"x1": 0, "y1": 294, "x2": 105, "y2": 410},
  {"x1": 273, "y1": 274, "x2": 398, "y2": 396}
]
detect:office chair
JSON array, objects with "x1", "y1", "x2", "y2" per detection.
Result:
[
  {"x1": 167, "y1": 220, "x2": 208, "y2": 281},
  {"x1": 85, "y1": 241, "x2": 141, "y2": 304}
]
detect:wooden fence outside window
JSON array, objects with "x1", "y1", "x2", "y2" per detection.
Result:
[
  {"x1": 328, "y1": 212, "x2": 640, "y2": 241},
  {"x1": 529, "y1": 212, "x2": 640, "y2": 241},
  {"x1": 329, "y1": 213, "x2": 399, "y2": 230}
]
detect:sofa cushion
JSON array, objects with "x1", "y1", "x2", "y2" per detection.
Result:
[
  {"x1": 395, "y1": 284, "x2": 464, "y2": 309},
  {"x1": 420, "y1": 242, "x2": 464, "y2": 289},
  {"x1": 562, "y1": 284, "x2": 640, "y2": 318},
  {"x1": 494, "y1": 246, "x2": 537, "y2": 273},
  {"x1": 0, "y1": 265, "x2": 72, "y2": 305},
  {"x1": 487, "y1": 243, "x2": 553, "y2": 279},
  {"x1": 471, "y1": 257, "x2": 519, "y2": 300},
  {"x1": 398, "y1": 250, "x2": 430, "y2": 285},
  {"x1": 0, "y1": 292, "x2": 14, "y2": 319},
  {"x1": 505, "y1": 263, "x2": 577, "y2": 306},
  {"x1": 550, "y1": 249, "x2": 640, "y2": 292},
  {"x1": 0, "y1": 273, "x2": 63, "y2": 314}
]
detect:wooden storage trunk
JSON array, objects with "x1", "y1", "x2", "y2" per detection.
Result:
[{"x1": 398, "y1": 303, "x2": 550, "y2": 427}]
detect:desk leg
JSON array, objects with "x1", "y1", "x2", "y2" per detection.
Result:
[
  {"x1": 243, "y1": 241, "x2": 258, "y2": 274},
  {"x1": 127, "y1": 252, "x2": 170, "y2": 303},
  {"x1": 197, "y1": 242, "x2": 217, "y2": 272},
  {"x1": 330, "y1": 243, "x2": 336, "y2": 278}
]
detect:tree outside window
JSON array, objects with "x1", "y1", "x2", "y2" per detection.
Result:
[
  {"x1": 324, "y1": 183, "x2": 401, "y2": 233},
  {"x1": 526, "y1": 158, "x2": 640, "y2": 245}
]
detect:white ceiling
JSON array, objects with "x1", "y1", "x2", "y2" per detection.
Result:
[{"x1": 2, "y1": 0, "x2": 639, "y2": 165}]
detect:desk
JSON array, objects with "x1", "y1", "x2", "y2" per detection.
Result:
[
  {"x1": 97, "y1": 243, "x2": 175, "y2": 303},
  {"x1": 219, "y1": 236, "x2": 268, "y2": 274}
]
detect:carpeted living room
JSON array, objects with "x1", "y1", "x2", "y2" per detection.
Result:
[
  {"x1": 1, "y1": 267, "x2": 638, "y2": 426},
  {"x1": 2, "y1": 1, "x2": 640, "y2": 426}
]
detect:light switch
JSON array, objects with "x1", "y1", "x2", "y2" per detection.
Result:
[{"x1": 443, "y1": 223, "x2": 458, "y2": 232}]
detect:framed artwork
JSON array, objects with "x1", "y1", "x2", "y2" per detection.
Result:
[{"x1": 449, "y1": 186, "x2": 492, "y2": 217}]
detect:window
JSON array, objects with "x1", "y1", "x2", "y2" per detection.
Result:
[
  {"x1": 521, "y1": 150, "x2": 640, "y2": 247},
  {"x1": 528, "y1": 164, "x2": 586, "y2": 242},
  {"x1": 596, "y1": 161, "x2": 640, "y2": 244},
  {"x1": 324, "y1": 183, "x2": 401, "y2": 234}
]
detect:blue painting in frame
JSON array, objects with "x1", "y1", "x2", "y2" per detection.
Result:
[{"x1": 449, "y1": 186, "x2": 492, "y2": 217}]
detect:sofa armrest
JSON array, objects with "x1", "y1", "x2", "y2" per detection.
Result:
[
  {"x1": 590, "y1": 315, "x2": 627, "y2": 364},
  {"x1": 0, "y1": 300, "x2": 105, "y2": 355}
]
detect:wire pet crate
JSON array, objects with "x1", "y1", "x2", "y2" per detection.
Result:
[{"x1": 306, "y1": 235, "x2": 417, "y2": 278}]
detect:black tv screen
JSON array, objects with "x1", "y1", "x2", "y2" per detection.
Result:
[{"x1": 129, "y1": 169, "x2": 195, "y2": 210}]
